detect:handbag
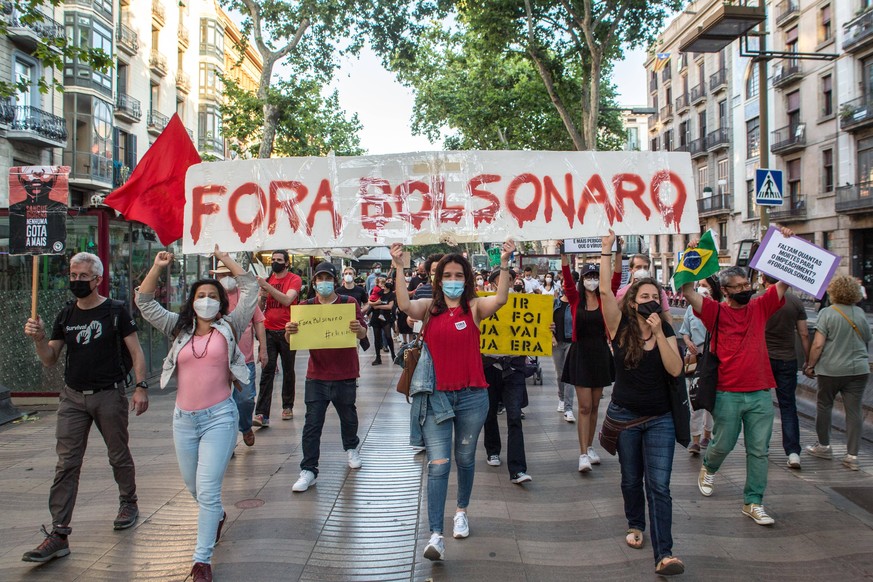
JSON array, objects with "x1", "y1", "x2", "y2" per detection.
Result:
[
  {"x1": 599, "y1": 410, "x2": 654, "y2": 456},
  {"x1": 395, "y1": 310, "x2": 431, "y2": 400},
  {"x1": 692, "y1": 308, "x2": 720, "y2": 413}
]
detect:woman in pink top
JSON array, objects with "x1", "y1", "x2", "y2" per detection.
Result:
[
  {"x1": 391, "y1": 239, "x2": 515, "y2": 563},
  {"x1": 136, "y1": 246, "x2": 257, "y2": 582}
]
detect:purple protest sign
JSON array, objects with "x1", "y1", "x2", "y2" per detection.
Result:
[{"x1": 749, "y1": 226, "x2": 840, "y2": 299}]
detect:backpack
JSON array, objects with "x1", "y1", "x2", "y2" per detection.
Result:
[{"x1": 60, "y1": 299, "x2": 134, "y2": 386}]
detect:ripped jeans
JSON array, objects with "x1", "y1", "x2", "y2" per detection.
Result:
[{"x1": 421, "y1": 387, "x2": 489, "y2": 535}]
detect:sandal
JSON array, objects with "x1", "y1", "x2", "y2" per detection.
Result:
[
  {"x1": 625, "y1": 528, "x2": 644, "y2": 549},
  {"x1": 655, "y1": 556, "x2": 685, "y2": 576}
]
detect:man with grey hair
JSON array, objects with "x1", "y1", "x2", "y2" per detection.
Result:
[
  {"x1": 22, "y1": 252, "x2": 148, "y2": 563},
  {"x1": 681, "y1": 227, "x2": 794, "y2": 527}
]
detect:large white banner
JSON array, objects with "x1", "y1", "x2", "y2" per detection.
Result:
[{"x1": 183, "y1": 151, "x2": 697, "y2": 253}]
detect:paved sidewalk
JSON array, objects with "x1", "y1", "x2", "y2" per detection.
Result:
[{"x1": 1, "y1": 352, "x2": 873, "y2": 581}]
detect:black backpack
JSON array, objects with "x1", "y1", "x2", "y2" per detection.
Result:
[{"x1": 60, "y1": 299, "x2": 134, "y2": 386}]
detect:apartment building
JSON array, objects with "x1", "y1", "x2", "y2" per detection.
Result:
[{"x1": 621, "y1": 109, "x2": 650, "y2": 152}]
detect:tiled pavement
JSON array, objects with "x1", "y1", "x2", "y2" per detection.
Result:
[{"x1": 2, "y1": 352, "x2": 873, "y2": 581}]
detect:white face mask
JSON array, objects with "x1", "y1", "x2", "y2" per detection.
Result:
[
  {"x1": 545, "y1": 277, "x2": 552, "y2": 283},
  {"x1": 583, "y1": 279, "x2": 599, "y2": 291},
  {"x1": 343, "y1": 274, "x2": 354, "y2": 284},
  {"x1": 219, "y1": 276, "x2": 237, "y2": 292},
  {"x1": 193, "y1": 297, "x2": 220, "y2": 320},
  {"x1": 697, "y1": 287, "x2": 711, "y2": 297},
  {"x1": 633, "y1": 269, "x2": 651, "y2": 280}
]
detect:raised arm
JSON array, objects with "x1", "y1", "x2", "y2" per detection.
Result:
[
  {"x1": 135, "y1": 251, "x2": 179, "y2": 337},
  {"x1": 681, "y1": 282, "x2": 705, "y2": 314},
  {"x1": 600, "y1": 230, "x2": 621, "y2": 339},
  {"x1": 473, "y1": 239, "x2": 516, "y2": 323},
  {"x1": 561, "y1": 254, "x2": 579, "y2": 306},
  {"x1": 774, "y1": 225, "x2": 795, "y2": 301},
  {"x1": 390, "y1": 243, "x2": 431, "y2": 320}
]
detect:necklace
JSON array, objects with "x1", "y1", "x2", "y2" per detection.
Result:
[
  {"x1": 447, "y1": 305, "x2": 461, "y2": 317},
  {"x1": 641, "y1": 333, "x2": 654, "y2": 342},
  {"x1": 191, "y1": 329, "x2": 215, "y2": 359}
]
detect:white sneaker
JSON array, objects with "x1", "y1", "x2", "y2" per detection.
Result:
[
  {"x1": 564, "y1": 410, "x2": 576, "y2": 423},
  {"x1": 578, "y1": 454, "x2": 592, "y2": 473},
  {"x1": 511, "y1": 472, "x2": 533, "y2": 484},
  {"x1": 787, "y1": 453, "x2": 801, "y2": 469},
  {"x1": 347, "y1": 449, "x2": 362, "y2": 469},
  {"x1": 452, "y1": 511, "x2": 469, "y2": 539},
  {"x1": 557, "y1": 400, "x2": 565, "y2": 412},
  {"x1": 487, "y1": 455, "x2": 501, "y2": 466},
  {"x1": 806, "y1": 442, "x2": 833, "y2": 459},
  {"x1": 743, "y1": 503, "x2": 775, "y2": 525},
  {"x1": 843, "y1": 454, "x2": 860, "y2": 471},
  {"x1": 587, "y1": 447, "x2": 601, "y2": 465},
  {"x1": 423, "y1": 533, "x2": 445, "y2": 561},
  {"x1": 292, "y1": 470, "x2": 317, "y2": 492}
]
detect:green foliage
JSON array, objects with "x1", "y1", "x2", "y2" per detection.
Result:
[
  {"x1": 220, "y1": 75, "x2": 365, "y2": 157},
  {"x1": 0, "y1": 0, "x2": 112, "y2": 98}
]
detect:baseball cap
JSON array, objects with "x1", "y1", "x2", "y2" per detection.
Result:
[
  {"x1": 313, "y1": 261, "x2": 338, "y2": 280},
  {"x1": 580, "y1": 264, "x2": 599, "y2": 278}
]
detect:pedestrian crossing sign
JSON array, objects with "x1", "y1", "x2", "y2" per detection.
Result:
[{"x1": 755, "y1": 169, "x2": 783, "y2": 206}]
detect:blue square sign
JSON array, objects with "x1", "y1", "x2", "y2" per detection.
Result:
[{"x1": 755, "y1": 169, "x2": 783, "y2": 206}]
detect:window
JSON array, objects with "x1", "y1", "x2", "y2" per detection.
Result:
[
  {"x1": 821, "y1": 74, "x2": 833, "y2": 117},
  {"x1": 698, "y1": 110, "x2": 707, "y2": 140},
  {"x1": 859, "y1": 137, "x2": 873, "y2": 189},
  {"x1": 823, "y1": 149, "x2": 834, "y2": 193},
  {"x1": 786, "y1": 26, "x2": 799, "y2": 67},
  {"x1": 679, "y1": 121, "x2": 689, "y2": 148},
  {"x1": 650, "y1": 136, "x2": 659, "y2": 151},
  {"x1": 626, "y1": 127, "x2": 639, "y2": 151},
  {"x1": 718, "y1": 99, "x2": 727, "y2": 128},
  {"x1": 665, "y1": 86, "x2": 672, "y2": 106},
  {"x1": 746, "y1": 179, "x2": 757, "y2": 218},
  {"x1": 663, "y1": 129, "x2": 673, "y2": 152},
  {"x1": 747, "y1": 117, "x2": 760, "y2": 159},
  {"x1": 717, "y1": 158, "x2": 729, "y2": 195},
  {"x1": 787, "y1": 158, "x2": 802, "y2": 207},
  {"x1": 746, "y1": 64, "x2": 759, "y2": 99},
  {"x1": 697, "y1": 62, "x2": 705, "y2": 87},
  {"x1": 198, "y1": 104, "x2": 223, "y2": 153},
  {"x1": 63, "y1": 13, "x2": 113, "y2": 95},
  {"x1": 13, "y1": 57, "x2": 36, "y2": 109},
  {"x1": 787, "y1": 90, "x2": 801, "y2": 132},
  {"x1": 199, "y1": 63, "x2": 223, "y2": 99},
  {"x1": 698, "y1": 165, "x2": 709, "y2": 193},
  {"x1": 63, "y1": 94, "x2": 114, "y2": 182},
  {"x1": 200, "y1": 18, "x2": 224, "y2": 58},
  {"x1": 113, "y1": 128, "x2": 137, "y2": 186},
  {"x1": 819, "y1": 4, "x2": 832, "y2": 43},
  {"x1": 150, "y1": 83, "x2": 159, "y2": 113},
  {"x1": 718, "y1": 222, "x2": 727, "y2": 252}
]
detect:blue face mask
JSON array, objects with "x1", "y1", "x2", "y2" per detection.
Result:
[
  {"x1": 442, "y1": 280, "x2": 465, "y2": 299},
  {"x1": 315, "y1": 281, "x2": 334, "y2": 297}
]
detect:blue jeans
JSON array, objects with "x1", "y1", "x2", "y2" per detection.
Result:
[
  {"x1": 422, "y1": 387, "x2": 488, "y2": 534},
  {"x1": 300, "y1": 378, "x2": 360, "y2": 476},
  {"x1": 770, "y1": 358, "x2": 800, "y2": 456},
  {"x1": 173, "y1": 397, "x2": 238, "y2": 564},
  {"x1": 232, "y1": 362, "x2": 257, "y2": 433},
  {"x1": 610, "y1": 402, "x2": 676, "y2": 564}
]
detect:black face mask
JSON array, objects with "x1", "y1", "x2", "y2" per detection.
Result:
[
  {"x1": 384, "y1": 283, "x2": 394, "y2": 291},
  {"x1": 731, "y1": 289, "x2": 754, "y2": 305},
  {"x1": 636, "y1": 300, "x2": 662, "y2": 317},
  {"x1": 271, "y1": 262, "x2": 286, "y2": 274},
  {"x1": 513, "y1": 284, "x2": 524, "y2": 292},
  {"x1": 70, "y1": 280, "x2": 94, "y2": 299}
]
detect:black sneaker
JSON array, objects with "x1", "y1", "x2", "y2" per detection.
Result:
[
  {"x1": 113, "y1": 501, "x2": 139, "y2": 530},
  {"x1": 22, "y1": 526, "x2": 70, "y2": 563}
]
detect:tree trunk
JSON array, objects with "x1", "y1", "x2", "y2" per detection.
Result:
[
  {"x1": 256, "y1": 59, "x2": 277, "y2": 159},
  {"x1": 581, "y1": 58, "x2": 601, "y2": 151}
]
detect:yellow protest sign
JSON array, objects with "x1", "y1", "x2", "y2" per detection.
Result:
[
  {"x1": 478, "y1": 292, "x2": 553, "y2": 356},
  {"x1": 288, "y1": 303, "x2": 357, "y2": 350}
]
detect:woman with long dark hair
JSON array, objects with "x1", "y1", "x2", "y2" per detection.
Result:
[
  {"x1": 599, "y1": 231, "x2": 685, "y2": 576},
  {"x1": 391, "y1": 240, "x2": 515, "y2": 562},
  {"x1": 136, "y1": 246, "x2": 257, "y2": 582}
]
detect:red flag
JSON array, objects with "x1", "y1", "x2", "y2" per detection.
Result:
[{"x1": 104, "y1": 113, "x2": 201, "y2": 246}]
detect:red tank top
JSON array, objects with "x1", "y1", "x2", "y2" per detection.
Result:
[{"x1": 423, "y1": 307, "x2": 487, "y2": 391}]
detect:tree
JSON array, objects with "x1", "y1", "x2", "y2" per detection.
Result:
[
  {"x1": 220, "y1": 75, "x2": 365, "y2": 158},
  {"x1": 0, "y1": 0, "x2": 112, "y2": 97}
]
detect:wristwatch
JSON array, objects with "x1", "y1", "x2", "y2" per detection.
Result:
[{"x1": 135, "y1": 381, "x2": 149, "y2": 390}]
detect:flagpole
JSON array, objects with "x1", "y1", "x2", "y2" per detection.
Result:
[{"x1": 30, "y1": 255, "x2": 39, "y2": 320}]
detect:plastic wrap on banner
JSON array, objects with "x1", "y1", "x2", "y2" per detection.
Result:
[{"x1": 183, "y1": 151, "x2": 696, "y2": 253}]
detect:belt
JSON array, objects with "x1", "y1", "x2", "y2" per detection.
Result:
[{"x1": 71, "y1": 381, "x2": 125, "y2": 395}]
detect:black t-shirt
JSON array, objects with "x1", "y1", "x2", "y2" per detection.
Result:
[
  {"x1": 371, "y1": 290, "x2": 396, "y2": 325},
  {"x1": 51, "y1": 299, "x2": 138, "y2": 390},
  {"x1": 611, "y1": 315, "x2": 675, "y2": 416},
  {"x1": 336, "y1": 284, "x2": 368, "y2": 307}
]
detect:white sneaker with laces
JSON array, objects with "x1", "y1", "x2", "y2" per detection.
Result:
[
  {"x1": 587, "y1": 446, "x2": 601, "y2": 465},
  {"x1": 452, "y1": 511, "x2": 469, "y2": 539},
  {"x1": 347, "y1": 449, "x2": 362, "y2": 469},
  {"x1": 487, "y1": 455, "x2": 501, "y2": 466},
  {"x1": 743, "y1": 503, "x2": 775, "y2": 525},
  {"x1": 564, "y1": 410, "x2": 576, "y2": 423},
  {"x1": 698, "y1": 466, "x2": 715, "y2": 497},
  {"x1": 292, "y1": 470, "x2": 317, "y2": 492},
  {"x1": 806, "y1": 442, "x2": 833, "y2": 459},
  {"x1": 423, "y1": 533, "x2": 445, "y2": 561},
  {"x1": 511, "y1": 472, "x2": 533, "y2": 484},
  {"x1": 578, "y1": 454, "x2": 592, "y2": 473},
  {"x1": 787, "y1": 453, "x2": 801, "y2": 469},
  {"x1": 557, "y1": 400, "x2": 565, "y2": 412}
]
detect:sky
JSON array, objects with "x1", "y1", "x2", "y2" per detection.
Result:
[{"x1": 330, "y1": 46, "x2": 649, "y2": 155}]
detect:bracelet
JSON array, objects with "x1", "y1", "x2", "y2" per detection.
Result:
[
  {"x1": 499, "y1": 266, "x2": 510, "y2": 271},
  {"x1": 601, "y1": 253, "x2": 612, "y2": 256}
]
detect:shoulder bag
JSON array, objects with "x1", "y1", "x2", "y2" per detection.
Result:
[
  {"x1": 395, "y1": 309, "x2": 431, "y2": 401},
  {"x1": 691, "y1": 307, "x2": 720, "y2": 413}
]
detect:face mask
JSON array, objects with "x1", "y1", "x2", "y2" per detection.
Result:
[
  {"x1": 525, "y1": 275, "x2": 532, "y2": 280},
  {"x1": 315, "y1": 281, "x2": 334, "y2": 297},
  {"x1": 374, "y1": 268, "x2": 381, "y2": 274},
  {"x1": 442, "y1": 280, "x2": 465, "y2": 299},
  {"x1": 219, "y1": 277, "x2": 237, "y2": 292},
  {"x1": 636, "y1": 300, "x2": 662, "y2": 317},
  {"x1": 193, "y1": 297, "x2": 220, "y2": 320},
  {"x1": 545, "y1": 277, "x2": 552, "y2": 283},
  {"x1": 633, "y1": 269, "x2": 650, "y2": 280},
  {"x1": 583, "y1": 279, "x2": 599, "y2": 292},
  {"x1": 385, "y1": 282, "x2": 394, "y2": 291},
  {"x1": 697, "y1": 287, "x2": 710, "y2": 297},
  {"x1": 405, "y1": 276, "x2": 411, "y2": 283},
  {"x1": 69, "y1": 279, "x2": 94, "y2": 299},
  {"x1": 271, "y1": 262, "x2": 286, "y2": 274},
  {"x1": 476, "y1": 278, "x2": 484, "y2": 285},
  {"x1": 343, "y1": 274, "x2": 354, "y2": 284},
  {"x1": 513, "y1": 284, "x2": 524, "y2": 292},
  {"x1": 731, "y1": 289, "x2": 754, "y2": 305}
]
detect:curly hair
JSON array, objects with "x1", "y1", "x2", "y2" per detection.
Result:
[
  {"x1": 173, "y1": 278, "x2": 230, "y2": 337},
  {"x1": 431, "y1": 254, "x2": 476, "y2": 316},
  {"x1": 828, "y1": 274, "x2": 862, "y2": 305},
  {"x1": 616, "y1": 278, "x2": 664, "y2": 369}
]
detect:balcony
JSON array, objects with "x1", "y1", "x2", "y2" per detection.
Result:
[
  {"x1": 152, "y1": 0, "x2": 165, "y2": 28},
  {"x1": 675, "y1": 93, "x2": 689, "y2": 113},
  {"x1": 775, "y1": 0, "x2": 799, "y2": 26},
  {"x1": 5, "y1": 104, "x2": 68, "y2": 148},
  {"x1": 149, "y1": 51, "x2": 168, "y2": 77},
  {"x1": 115, "y1": 93, "x2": 142, "y2": 123},
  {"x1": 3, "y1": 6, "x2": 65, "y2": 53},
  {"x1": 659, "y1": 104, "x2": 673, "y2": 122},
  {"x1": 176, "y1": 72, "x2": 191, "y2": 95},
  {"x1": 771, "y1": 124, "x2": 805, "y2": 154},
  {"x1": 697, "y1": 193, "x2": 733, "y2": 217},
  {"x1": 845, "y1": 10, "x2": 873, "y2": 54},
  {"x1": 199, "y1": 41, "x2": 224, "y2": 61},
  {"x1": 649, "y1": 77, "x2": 658, "y2": 93},
  {"x1": 178, "y1": 22, "x2": 189, "y2": 48},
  {"x1": 64, "y1": 0, "x2": 112, "y2": 23},
  {"x1": 67, "y1": 151, "x2": 113, "y2": 189},
  {"x1": 705, "y1": 127, "x2": 729, "y2": 151},
  {"x1": 688, "y1": 138, "x2": 707, "y2": 159},
  {"x1": 147, "y1": 109, "x2": 169, "y2": 135},
  {"x1": 690, "y1": 83, "x2": 706, "y2": 105},
  {"x1": 0, "y1": 99, "x2": 14, "y2": 126},
  {"x1": 648, "y1": 115, "x2": 658, "y2": 131},
  {"x1": 768, "y1": 195, "x2": 807, "y2": 222},
  {"x1": 199, "y1": 134, "x2": 225, "y2": 157},
  {"x1": 835, "y1": 183, "x2": 873, "y2": 214},
  {"x1": 116, "y1": 23, "x2": 138, "y2": 56},
  {"x1": 661, "y1": 67, "x2": 672, "y2": 83},
  {"x1": 840, "y1": 95, "x2": 873, "y2": 132},
  {"x1": 709, "y1": 68, "x2": 727, "y2": 93},
  {"x1": 772, "y1": 59, "x2": 802, "y2": 88}
]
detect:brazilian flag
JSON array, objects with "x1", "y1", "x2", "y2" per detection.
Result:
[{"x1": 673, "y1": 230, "x2": 720, "y2": 288}]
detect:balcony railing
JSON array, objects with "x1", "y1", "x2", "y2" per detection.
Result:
[
  {"x1": 771, "y1": 124, "x2": 805, "y2": 154},
  {"x1": 845, "y1": 9, "x2": 873, "y2": 53},
  {"x1": 3, "y1": 5, "x2": 65, "y2": 48},
  {"x1": 688, "y1": 138, "x2": 707, "y2": 158},
  {"x1": 660, "y1": 104, "x2": 673, "y2": 120},
  {"x1": 116, "y1": 23, "x2": 138, "y2": 55},
  {"x1": 675, "y1": 93, "x2": 689, "y2": 112},
  {"x1": 178, "y1": 22, "x2": 189, "y2": 47},
  {"x1": 768, "y1": 195, "x2": 807, "y2": 221},
  {"x1": 772, "y1": 59, "x2": 802, "y2": 87},
  {"x1": 709, "y1": 68, "x2": 727, "y2": 92},
  {"x1": 705, "y1": 127, "x2": 729, "y2": 151},
  {"x1": 661, "y1": 67, "x2": 671, "y2": 83},
  {"x1": 840, "y1": 94, "x2": 873, "y2": 132},
  {"x1": 7, "y1": 104, "x2": 68, "y2": 143},
  {"x1": 147, "y1": 109, "x2": 169, "y2": 133},
  {"x1": 649, "y1": 77, "x2": 658, "y2": 92},
  {"x1": 176, "y1": 71, "x2": 191, "y2": 94},
  {"x1": 199, "y1": 134, "x2": 224, "y2": 155},
  {"x1": 835, "y1": 183, "x2": 873, "y2": 214},
  {"x1": 115, "y1": 92, "x2": 142, "y2": 122},
  {"x1": 199, "y1": 41, "x2": 224, "y2": 61},
  {"x1": 648, "y1": 115, "x2": 658, "y2": 130},
  {"x1": 690, "y1": 83, "x2": 706, "y2": 105},
  {"x1": 698, "y1": 193, "x2": 733, "y2": 215},
  {"x1": 152, "y1": 0, "x2": 165, "y2": 27},
  {"x1": 149, "y1": 51, "x2": 168, "y2": 77},
  {"x1": 113, "y1": 161, "x2": 132, "y2": 188},
  {"x1": 776, "y1": 0, "x2": 799, "y2": 25},
  {"x1": 68, "y1": 151, "x2": 113, "y2": 185}
]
